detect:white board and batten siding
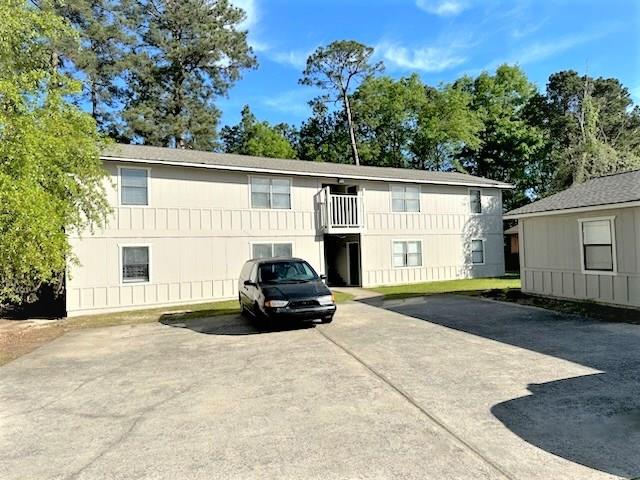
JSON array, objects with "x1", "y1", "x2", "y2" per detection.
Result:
[
  {"x1": 66, "y1": 161, "x2": 506, "y2": 316},
  {"x1": 519, "y1": 206, "x2": 640, "y2": 308}
]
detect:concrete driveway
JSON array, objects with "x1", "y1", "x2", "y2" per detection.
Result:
[{"x1": 1, "y1": 296, "x2": 639, "y2": 479}]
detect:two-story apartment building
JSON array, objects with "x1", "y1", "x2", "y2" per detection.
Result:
[{"x1": 65, "y1": 144, "x2": 511, "y2": 316}]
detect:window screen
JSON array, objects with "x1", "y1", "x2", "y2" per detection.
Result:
[
  {"x1": 469, "y1": 189, "x2": 481, "y2": 214},
  {"x1": 252, "y1": 243, "x2": 292, "y2": 259},
  {"x1": 250, "y1": 177, "x2": 291, "y2": 209},
  {"x1": 581, "y1": 219, "x2": 614, "y2": 271},
  {"x1": 391, "y1": 185, "x2": 420, "y2": 212},
  {"x1": 392, "y1": 241, "x2": 422, "y2": 267},
  {"x1": 121, "y1": 168, "x2": 148, "y2": 206},
  {"x1": 122, "y1": 246, "x2": 149, "y2": 283},
  {"x1": 471, "y1": 239, "x2": 484, "y2": 264}
]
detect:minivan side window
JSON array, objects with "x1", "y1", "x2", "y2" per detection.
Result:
[{"x1": 249, "y1": 264, "x2": 258, "y2": 282}]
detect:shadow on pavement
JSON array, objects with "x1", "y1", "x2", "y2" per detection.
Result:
[
  {"x1": 367, "y1": 294, "x2": 640, "y2": 479},
  {"x1": 159, "y1": 312, "x2": 315, "y2": 336}
]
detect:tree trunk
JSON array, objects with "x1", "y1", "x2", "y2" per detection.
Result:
[{"x1": 342, "y1": 91, "x2": 360, "y2": 166}]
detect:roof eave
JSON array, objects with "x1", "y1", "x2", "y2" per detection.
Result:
[
  {"x1": 101, "y1": 155, "x2": 514, "y2": 189},
  {"x1": 504, "y1": 199, "x2": 640, "y2": 219}
]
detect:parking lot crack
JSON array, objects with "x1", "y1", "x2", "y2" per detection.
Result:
[{"x1": 315, "y1": 326, "x2": 516, "y2": 480}]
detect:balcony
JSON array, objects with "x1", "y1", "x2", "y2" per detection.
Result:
[{"x1": 317, "y1": 186, "x2": 365, "y2": 234}]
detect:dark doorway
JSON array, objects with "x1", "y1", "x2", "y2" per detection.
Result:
[
  {"x1": 347, "y1": 241, "x2": 360, "y2": 286},
  {"x1": 323, "y1": 233, "x2": 361, "y2": 287}
]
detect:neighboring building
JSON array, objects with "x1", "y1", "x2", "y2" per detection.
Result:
[
  {"x1": 66, "y1": 144, "x2": 510, "y2": 316},
  {"x1": 504, "y1": 224, "x2": 520, "y2": 272},
  {"x1": 505, "y1": 169, "x2": 640, "y2": 308}
]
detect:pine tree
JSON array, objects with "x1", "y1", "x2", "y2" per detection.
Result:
[{"x1": 123, "y1": 0, "x2": 257, "y2": 149}]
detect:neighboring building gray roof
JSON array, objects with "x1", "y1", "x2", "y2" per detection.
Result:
[
  {"x1": 504, "y1": 225, "x2": 519, "y2": 235},
  {"x1": 102, "y1": 144, "x2": 512, "y2": 188},
  {"x1": 505, "y1": 169, "x2": 640, "y2": 218}
]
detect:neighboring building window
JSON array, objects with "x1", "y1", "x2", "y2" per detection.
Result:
[
  {"x1": 252, "y1": 242, "x2": 292, "y2": 259},
  {"x1": 471, "y1": 239, "x2": 485, "y2": 264},
  {"x1": 122, "y1": 246, "x2": 149, "y2": 283},
  {"x1": 120, "y1": 168, "x2": 149, "y2": 206},
  {"x1": 469, "y1": 189, "x2": 481, "y2": 214},
  {"x1": 392, "y1": 241, "x2": 422, "y2": 267},
  {"x1": 250, "y1": 177, "x2": 291, "y2": 209},
  {"x1": 580, "y1": 218, "x2": 615, "y2": 272},
  {"x1": 391, "y1": 185, "x2": 420, "y2": 212}
]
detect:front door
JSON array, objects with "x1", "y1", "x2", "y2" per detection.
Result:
[{"x1": 347, "y1": 242, "x2": 360, "y2": 286}]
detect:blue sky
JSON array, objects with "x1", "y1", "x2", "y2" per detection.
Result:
[{"x1": 220, "y1": 0, "x2": 639, "y2": 127}]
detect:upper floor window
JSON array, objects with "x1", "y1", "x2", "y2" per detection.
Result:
[
  {"x1": 250, "y1": 177, "x2": 291, "y2": 209},
  {"x1": 579, "y1": 218, "x2": 616, "y2": 273},
  {"x1": 120, "y1": 167, "x2": 149, "y2": 206},
  {"x1": 121, "y1": 246, "x2": 150, "y2": 283},
  {"x1": 252, "y1": 242, "x2": 293, "y2": 259},
  {"x1": 471, "y1": 239, "x2": 485, "y2": 264},
  {"x1": 391, "y1": 185, "x2": 420, "y2": 212},
  {"x1": 469, "y1": 189, "x2": 481, "y2": 214},
  {"x1": 392, "y1": 240, "x2": 422, "y2": 267}
]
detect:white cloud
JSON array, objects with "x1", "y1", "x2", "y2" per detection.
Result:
[
  {"x1": 376, "y1": 41, "x2": 466, "y2": 72},
  {"x1": 416, "y1": 0, "x2": 470, "y2": 16},
  {"x1": 231, "y1": 0, "x2": 257, "y2": 29},
  {"x1": 230, "y1": 0, "x2": 269, "y2": 52},
  {"x1": 269, "y1": 49, "x2": 313, "y2": 69},
  {"x1": 516, "y1": 33, "x2": 603, "y2": 65},
  {"x1": 262, "y1": 89, "x2": 318, "y2": 118}
]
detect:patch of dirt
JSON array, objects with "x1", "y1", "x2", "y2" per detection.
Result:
[
  {"x1": 0, "y1": 321, "x2": 65, "y2": 366},
  {"x1": 475, "y1": 289, "x2": 640, "y2": 325}
]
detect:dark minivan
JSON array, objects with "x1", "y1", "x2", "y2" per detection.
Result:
[{"x1": 238, "y1": 257, "x2": 336, "y2": 324}]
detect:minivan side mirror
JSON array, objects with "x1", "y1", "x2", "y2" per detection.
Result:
[
  {"x1": 320, "y1": 274, "x2": 327, "y2": 281},
  {"x1": 244, "y1": 280, "x2": 256, "y2": 287}
]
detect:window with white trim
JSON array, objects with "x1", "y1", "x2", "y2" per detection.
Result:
[
  {"x1": 250, "y1": 177, "x2": 291, "y2": 209},
  {"x1": 252, "y1": 242, "x2": 293, "y2": 259},
  {"x1": 392, "y1": 241, "x2": 422, "y2": 267},
  {"x1": 469, "y1": 189, "x2": 481, "y2": 214},
  {"x1": 580, "y1": 219, "x2": 615, "y2": 272},
  {"x1": 391, "y1": 185, "x2": 420, "y2": 212},
  {"x1": 120, "y1": 168, "x2": 148, "y2": 206},
  {"x1": 471, "y1": 239, "x2": 485, "y2": 264},
  {"x1": 122, "y1": 246, "x2": 149, "y2": 283}
]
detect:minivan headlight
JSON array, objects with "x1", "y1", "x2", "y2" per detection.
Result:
[
  {"x1": 264, "y1": 299, "x2": 289, "y2": 308},
  {"x1": 317, "y1": 294, "x2": 334, "y2": 305}
]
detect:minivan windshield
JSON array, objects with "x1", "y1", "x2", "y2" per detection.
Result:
[{"x1": 258, "y1": 261, "x2": 319, "y2": 284}]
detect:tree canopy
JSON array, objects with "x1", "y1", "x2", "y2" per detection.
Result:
[
  {"x1": 0, "y1": 0, "x2": 109, "y2": 304},
  {"x1": 300, "y1": 40, "x2": 384, "y2": 165},
  {"x1": 220, "y1": 106, "x2": 296, "y2": 158}
]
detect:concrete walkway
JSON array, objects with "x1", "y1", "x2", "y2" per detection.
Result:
[{"x1": 1, "y1": 296, "x2": 638, "y2": 479}]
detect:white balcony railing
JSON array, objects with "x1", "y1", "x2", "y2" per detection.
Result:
[{"x1": 317, "y1": 186, "x2": 365, "y2": 233}]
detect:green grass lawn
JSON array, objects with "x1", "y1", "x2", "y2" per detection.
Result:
[{"x1": 371, "y1": 277, "x2": 521, "y2": 300}]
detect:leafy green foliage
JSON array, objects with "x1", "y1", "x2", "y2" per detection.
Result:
[
  {"x1": 351, "y1": 74, "x2": 481, "y2": 169},
  {"x1": 530, "y1": 70, "x2": 640, "y2": 194},
  {"x1": 220, "y1": 106, "x2": 296, "y2": 158},
  {"x1": 454, "y1": 65, "x2": 546, "y2": 209},
  {"x1": 0, "y1": 0, "x2": 109, "y2": 304},
  {"x1": 121, "y1": 0, "x2": 257, "y2": 149}
]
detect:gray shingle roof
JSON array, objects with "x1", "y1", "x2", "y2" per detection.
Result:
[
  {"x1": 102, "y1": 144, "x2": 512, "y2": 188},
  {"x1": 505, "y1": 169, "x2": 640, "y2": 217}
]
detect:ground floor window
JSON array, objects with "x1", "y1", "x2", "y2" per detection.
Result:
[
  {"x1": 252, "y1": 242, "x2": 293, "y2": 259},
  {"x1": 580, "y1": 217, "x2": 616, "y2": 272},
  {"x1": 392, "y1": 240, "x2": 422, "y2": 267},
  {"x1": 121, "y1": 246, "x2": 150, "y2": 283},
  {"x1": 471, "y1": 239, "x2": 485, "y2": 264}
]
